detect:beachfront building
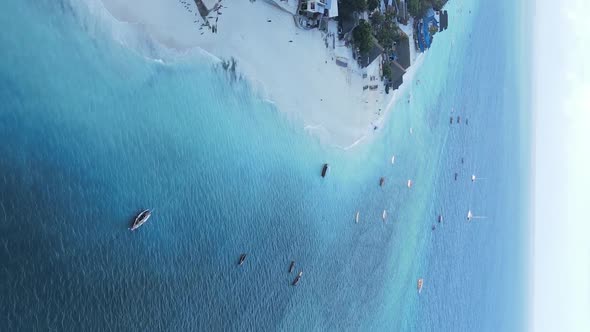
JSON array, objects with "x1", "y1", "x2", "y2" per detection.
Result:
[
  {"x1": 297, "y1": 0, "x2": 339, "y2": 30},
  {"x1": 416, "y1": 7, "x2": 440, "y2": 52},
  {"x1": 384, "y1": 32, "x2": 411, "y2": 91},
  {"x1": 388, "y1": 60, "x2": 406, "y2": 90},
  {"x1": 301, "y1": 0, "x2": 339, "y2": 18}
]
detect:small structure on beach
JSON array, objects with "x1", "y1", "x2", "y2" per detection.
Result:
[
  {"x1": 388, "y1": 60, "x2": 406, "y2": 90},
  {"x1": 298, "y1": 0, "x2": 339, "y2": 30},
  {"x1": 302, "y1": 0, "x2": 339, "y2": 18}
]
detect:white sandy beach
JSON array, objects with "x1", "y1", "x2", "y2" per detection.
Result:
[{"x1": 97, "y1": 0, "x2": 421, "y2": 148}]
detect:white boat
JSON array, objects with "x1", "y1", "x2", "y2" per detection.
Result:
[
  {"x1": 130, "y1": 209, "x2": 152, "y2": 231},
  {"x1": 292, "y1": 271, "x2": 303, "y2": 286},
  {"x1": 471, "y1": 174, "x2": 476, "y2": 182},
  {"x1": 382, "y1": 210, "x2": 387, "y2": 221},
  {"x1": 409, "y1": 127, "x2": 413, "y2": 135},
  {"x1": 417, "y1": 278, "x2": 424, "y2": 293},
  {"x1": 355, "y1": 211, "x2": 359, "y2": 223},
  {"x1": 391, "y1": 155, "x2": 395, "y2": 164},
  {"x1": 407, "y1": 179, "x2": 412, "y2": 188},
  {"x1": 467, "y1": 210, "x2": 486, "y2": 221}
]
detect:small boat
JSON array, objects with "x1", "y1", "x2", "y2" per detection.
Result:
[
  {"x1": 289, "y1": 261, "x2": 295, "y2": 273},
  {"x1": 382, "y1": 210, "x2": 387, "y2": 220},
  {"x1": 355, "y1": 211, "x2": 360, "y2": 223},
  {"x1": 454, "y1": 172, "x2": 458, "y2": 181},
  {"x1": 238, "y1": 253, "x2": 247, "y2": 266},
  {"x1": 461, "y1": 158, "x2": 464, "y2": 164},
  {"x1": 379, "y1": 177, "x2": 385, "y2": 187},
  {"x1": 130, "y1": 209, "x2": 152, "y2": 231},
  {"x1": 465, "y1": 119, "x2": 469, "y2": 125},
  {"x1": 471, "y1": 174, "x2": 476, "y2": 182},
  {"x1": 467, "y1": 210, "x2": 473, "y2": 221},
  {"x1": 321, "y1": 163, "x2": 329, "y2": 178},
  {"x1": 431, "y1": 225, "x2": 436, "y2": 230},
  {"x1": 292, "y1": 271, "x2": 303, "y2": 286},
  {"x1": 409, "y1": 127, "x2": 413, "y2": 135},
  {"x1": 450, "y1": 117, "x2": 453, "y2": 124},
  {"x1": 457, "y1": 116, "x2": 461, "y2": 123},
  {"x1": 417, "y1": 278, "x2": 424, "y2": 293},
  {"x1": 407, "y1": 179, "x2": 412, "y2": 188},
  {"x1": 391, "y1": 155, "x2": 395, "y2": 164},
  {"x1": 438, "y1": 215, "x2": 443, "y2": 223}
]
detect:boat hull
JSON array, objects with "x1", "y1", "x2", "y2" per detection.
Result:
[{"x1": 130, "y1": 209, "x2": 151, "y2": 231}]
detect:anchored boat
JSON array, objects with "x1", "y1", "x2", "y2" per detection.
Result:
[
  {"x1": 292, "y1": 271, "x2": 303, "y2": 286},
  {"x1": 238, "y1": 254, "x2": 247, "y2": 266},
  {"x1": 130, "y1": 209, "x2": 152, "y2": 231},
  {"x1": 321, "y1": 164, "x2": 329, "y2": 177}
]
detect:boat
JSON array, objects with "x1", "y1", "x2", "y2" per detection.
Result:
[
  {"x1": 454, "y1": 172, "x2": 458, "y2": 181},
  {"x1": 450, "y1": 117, "x2": 453, "y2": 124},
  {"x1": 471, "y1": 174, "x2": 476, "y2": 182},
  {"x1": 130, "y1": 209, "x2": 152, "y2": 231},
  {"x1": 238, "y1": 253, "x2": 247, "y2": 266},
  {"x1": 467, "y1": 210, "x2": 486, "y2": 221},
  {"x1": 382, "y1": 210, "x2": 387, "y2": 220},
  {"x1": 391, "y1": 155, "x2": 395, "y2": 164},
  {"x1": 289, "y1": 261, "x2": 295, "y2": 273},
  {"x1": 417, "y1": 278, "x2": 424, "y2": 293},
  {"x1": 438, "y1": 215, "x2": 443, "y2": 223},
  {"x1": 379, "y1": 177, "x2": 385, "y2": 187},
  {"x1": 292, "y1": 271, "x2": 303, "y2": 286},
  {"x1": 466, "y1": 119, "x2": 469, "y2": 125},
  {"x1": 407, "y1": 179, "x2": 412, "y2": 188},
  {"x1": 355, "y1": 211, "x2": 360, "y2": 223},
  {"x1": 321, "y1": 163, "x2": 329, "y2": 178},
  {"x1": 457, "y1": 116, "x2": 461, "y2": 123},
  {"x1": 409, "y1": 127, "x2": 413, "y2": 135}
]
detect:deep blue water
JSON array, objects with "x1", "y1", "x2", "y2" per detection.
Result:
[{"x1": 0, "y1": 0, "x2": 530, "y2": 331}]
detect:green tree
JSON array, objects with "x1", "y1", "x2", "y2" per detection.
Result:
[
  {"x1": 370, "y1": 12, "x2": 384, "y2": 29},
  {"x1": 374, "y1": 11, "x2": 399, "y2": 51},
  {"x1": 353, "y1": 19, "x2": 373, "y2": 57},
  {"x1": 382, "y1": 62, "x2": 392, "y2": 81},
  {"x1": 367, "y1": 0, "x2": 380, "y2": 12},
  {"x1": 408, "y1": 0, "x2": 427, "y2": 18},
  {"x1": 376, "y1": 25, "x2": 399, "y2": 50},
  {"x1": 432, "y1": 0, "x2": 448, "y2": 10}
]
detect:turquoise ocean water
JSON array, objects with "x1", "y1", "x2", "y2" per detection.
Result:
[{"x1": 0, "y1": 0, "x2": 531, "y2": 330}]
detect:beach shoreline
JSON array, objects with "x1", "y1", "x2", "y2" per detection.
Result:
[{"x1": 90, "y1": 0, "x2": 428, "y2": 149}]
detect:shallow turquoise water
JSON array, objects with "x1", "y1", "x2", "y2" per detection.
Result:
[{"x1": 0, "y1": 0, "x2": 530, "y2": 330}]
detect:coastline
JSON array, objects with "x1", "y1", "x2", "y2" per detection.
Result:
[
  {"x1": 0, "y1": 0, "x2": 534, "y2": 330},
  {"x1": 93, "y1": 0, "x2": 429, "y2": 149}
]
